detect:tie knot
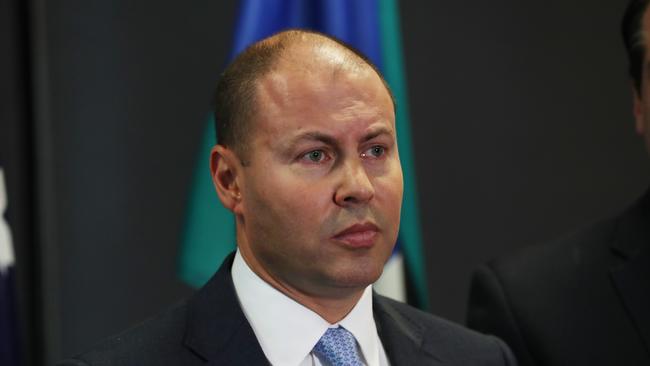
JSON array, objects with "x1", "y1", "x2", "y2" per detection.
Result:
[{"x1": 313, "y1": 327, "x2": 364, "y2": 366}]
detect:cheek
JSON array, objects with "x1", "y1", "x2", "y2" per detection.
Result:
[
  {"x1": 377, "y1": 160, "x2": 403, "y2": 201},
  {"x1": 373, "y1": 168, "x2": 404, "y2": 220},
  {"x1": 244, "y1": 169, "x2": 332, "y2": 235}
]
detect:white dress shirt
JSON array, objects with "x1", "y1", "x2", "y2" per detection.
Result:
[{"x1": 231, "y1": 250, "x2": 391, "y2": 366}]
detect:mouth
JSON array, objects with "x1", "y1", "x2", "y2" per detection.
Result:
[{"x1": 331, "y1": 222, "x2": 379, "y2": 248}]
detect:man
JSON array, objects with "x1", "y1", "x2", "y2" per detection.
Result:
[
  {"x1": 466, "y1": 1, "x2": 650, "y2": 365},
  {"x1": 59, "y1": 30, "x2": 515, "y2": 365}
]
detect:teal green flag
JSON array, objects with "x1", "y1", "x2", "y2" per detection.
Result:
[
  {"x1": 178, "y1": 118, "x2": 235, "y2": 287},
  {"x1": 379, "y1": 0, "x2": 428, "y2": 310}
]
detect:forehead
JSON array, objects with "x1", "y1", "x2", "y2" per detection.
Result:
[
  {"x1": 234, "y1": 39, "x2": 398, "y2": 155},
  {"x1": 255, "y1": 64, "x2": 393, "y2": 138},
  {"x1": 245, "y1": 43, "x2": 393, "y2": 140},
  {"x1": 260, "y1": 65, "x2": 381, "y2": 107}
]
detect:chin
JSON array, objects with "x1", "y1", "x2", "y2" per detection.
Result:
[{"x1": 329, "y1": 262, "x2": 384, "y2": 289}]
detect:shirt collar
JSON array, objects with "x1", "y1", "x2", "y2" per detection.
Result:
[{"x1": 231, "y1": 249, "x2": 379, "y2": 366}]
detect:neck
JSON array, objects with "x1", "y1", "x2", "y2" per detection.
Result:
[
  {"x1": 237, "y1": 245, "x2": 365, "y2": 324},
  {"x1": 275, "y1": 280, "x2": 366, "y2": 324}
]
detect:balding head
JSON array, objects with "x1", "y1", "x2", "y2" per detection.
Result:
[
  {"x1": 213, "y1": 29, "x2": 394, "y2": 163},
  {"x1": 209, "y1": 29, "x2": 401, "y2": 314}
]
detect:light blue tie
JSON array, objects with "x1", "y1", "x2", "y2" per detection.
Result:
[{"x1": 313, "y1": 327, "x2": 364, "y2": 366}]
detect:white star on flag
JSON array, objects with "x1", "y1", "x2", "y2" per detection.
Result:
[{"x1": 0, "y1": 169, "x2": 15, "y2": 273}]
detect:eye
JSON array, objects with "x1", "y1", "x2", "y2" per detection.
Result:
[
  {"x1": 361, "y1": 145, "x2": 386, "y2": 159},
  {"x1": 301, "y1": 149, "x2": 330, "y2": 163}
]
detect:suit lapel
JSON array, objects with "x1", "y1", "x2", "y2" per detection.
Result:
[
  {"x1": 610, "y1": 189, "x2": 650, "y2": 357},
  {"x1": 183, "y1": 252, "x2": 269, "y2": 365},
  {"x1": 373, "y1": 294, "x2": 445, "y2": 365},
  {"x1": 611, "y1": 249, "x2": 650, "y2": 356}
]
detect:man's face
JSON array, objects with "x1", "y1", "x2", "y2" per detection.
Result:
[
  {"x1": 633, "y1": 6, "x2": 650, "y2": 153},
  {"x1": 236, "y1": 48, "x2": 402, "y2": 297}
]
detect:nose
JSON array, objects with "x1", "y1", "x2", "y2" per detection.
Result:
[{"x1": 333, "y1": 160, "x2": 375, "y2": 207}]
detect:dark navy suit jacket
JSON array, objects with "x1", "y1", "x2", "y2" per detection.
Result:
[
  {"x1": 468, "y1": 189, "x2": 650, "y2": 366},
  {"x1": 59, "y1": 253, "x2": 516, "y2": 365}
]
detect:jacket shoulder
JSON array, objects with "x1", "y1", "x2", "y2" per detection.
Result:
[
  {"x1": 488, "y1": 214, "x2": 618, "y2": 282},
  {"x1": 57, "y1": 299, "x2": 200, "y2": 366},
  {"x1": 467, "y1": 193, "x2": 650, "y2": 366},
  {"x1": 375, "y1": 295, "x2": 515, "y2": 365}
]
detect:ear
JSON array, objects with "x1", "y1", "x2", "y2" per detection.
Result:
[
  {"x1": 210, "y1": 144, "x2": 244, "y2": 214},
  {"x1": 633, "y1": 86, "x2": 647, "y2": 135}
]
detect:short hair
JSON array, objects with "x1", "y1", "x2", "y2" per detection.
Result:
[
  {"x1": 623, "y1": 0, "x2": 650, "y2": 92},
  {"x1": 213, "y1": 29, "x2": 395, "y2": 163}
]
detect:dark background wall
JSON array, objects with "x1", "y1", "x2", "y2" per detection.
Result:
[
  {"x1": 35, "y1": 0, "x2": 239, "y2": 362},
  {"x1": 10, "y1": 0, "x2": 649, "y2": 364},
  {"x1": 402, "y1": 1, "x2": 650, "y2": 322}
]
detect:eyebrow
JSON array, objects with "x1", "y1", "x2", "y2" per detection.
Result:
[
  {"x1": 287, "y1": 127, "x2": 394, "y2": 148},
  {"x1": 360, "y1": 127, "x2": 394, "y2": 142},
  {"x1": 290, "y1": 131, "x2": 338, "y2": 147}
]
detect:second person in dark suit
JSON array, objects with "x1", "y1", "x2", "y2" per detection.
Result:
[{"x1": 467, "y1": 1, "x2": 650, "y2": 364}]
